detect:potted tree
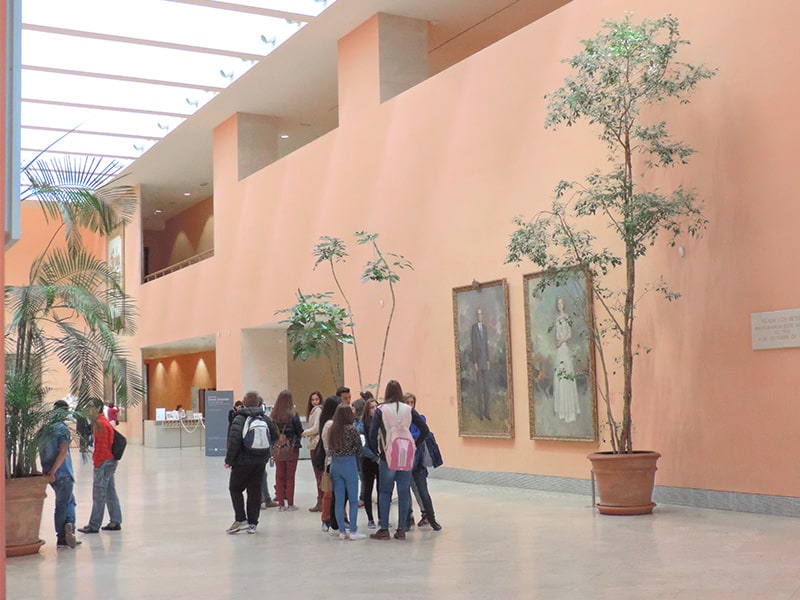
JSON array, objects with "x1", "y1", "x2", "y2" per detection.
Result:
[
  {"x1": 5, "y1": 155, "x2": 144, "y2": 555},
  {"x1": 507, "y1": 15, "x2": 715, "y2": 514}
]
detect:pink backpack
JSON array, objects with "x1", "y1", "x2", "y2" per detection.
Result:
[{"x1": 380, "y1": 403, "x2": 415, "y2": 471}]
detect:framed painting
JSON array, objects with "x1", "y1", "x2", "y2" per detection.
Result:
[
  {"x1": 525, "y1": 269, "x2": 597, "y2": 441},
  {"x1": 452, "y1": 279, "x2": 513, "y2": 438}
]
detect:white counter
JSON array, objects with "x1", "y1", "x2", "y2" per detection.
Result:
[{"x1": 144, "y1": 419, "x2": 204, "y2": 449}]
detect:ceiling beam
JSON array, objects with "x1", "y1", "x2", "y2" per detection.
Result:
[
  {"x1": 22, "y1": 124, "x2": 161, "y2": 141},
  {"x1": 23, "y1": 98, "x2": 192, "y2": 119},
  {"x1": 22, "y1": 147, "x2": 140, "y2": 161},
  {"x1": 163, "y1": 0, "x2": 313, "y2": 23}
]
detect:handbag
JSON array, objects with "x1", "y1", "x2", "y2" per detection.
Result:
[{"x1": 320, "y1": 470, "x2": 333, "y2": 493}]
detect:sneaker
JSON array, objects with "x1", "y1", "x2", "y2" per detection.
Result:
[
  {"x1": 264, "y1": 500, "x2": 280, "y2": 508},
  {"x1": 77, "y1": 526, "x2": 99, "y2": 534},
  {"x1": 370, "y1": 529, "x2": 390, "y2": 540},
  {"x1": 101, "y1": 522, "x2": 121, "y2": 531},
  {"x1": 64, "y1": 523, "x2": 78, "y2": 548},
  {"x1": 278, "y1": 506, "x2": 287, "y2": 512},
  {"x1": 338, "y1": 532, "x2": 349, "y2": 540},
  {"x1": 429, "y1": 519, "x2": 442, "y2": 531},
  {"x1": 330, "y1": 528, "x2": 345, "y2": 537},
  {"x1": 246, "y1": 524, "x2": 257, "y2": 534},
  {"x1": 286, "y1": 505, "x2": 299, "y2": 512},
  {"x1": 367, "y1": 521, "x2": 376, "y2": 529},
  {"x1": 321, "y1": 521, "x2": 330, "y2": 532},
  {"x1": 226, "y1": 521, "x2": 246, "y2": 534},
  {"x1": 417, "y1": 516, "x2": 430, "y2": 527},
  {"x1": 394, "y1": 529, "x2": 406, "y2": 540},
  {"x1": 349, "y1": 532, "x2": 367, "y2": 541}
]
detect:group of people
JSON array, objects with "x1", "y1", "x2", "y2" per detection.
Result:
[
  {"x1": 225, "y1": 380, "x2": 442, "y2": 540},
  {"x1": 40, "y1": 398, "x2": 124, "y2": 549}
]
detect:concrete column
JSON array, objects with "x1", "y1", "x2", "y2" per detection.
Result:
[
  {"x1": 236, "y1": 113, "x2": 279, "y2": 181},
  {"x1": 338, "y1": 13, "x2": 428, "y2": 123}
]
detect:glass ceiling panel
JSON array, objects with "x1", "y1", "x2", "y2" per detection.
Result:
[
  {"x1": 23, "y1": 0, "x2": 308, "y2": 56},
  {"x1": 225, "y1": 0, "x2": 333, "y2": 17},
  {"x1": 23, "y1": 30, "x2": 259, "y2": 89},
  {"x1": 22, "y1": 128, "x2": 155, "y2": 160},
  {"x1": 23, "y1": 70, "x2": 215, "y2": 116},
  {"x1": 21, "y1": 103, "x2": 185, "y2": 139}
]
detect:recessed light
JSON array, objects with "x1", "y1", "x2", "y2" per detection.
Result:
[
  {"x1": 184, "y1": 192, "x2": 191, "y2": 196},
  {"x1": 280, "y1": 134, "x2": 289, "y2": 139},
  {"x1": 154, "y1": 209, "x2": 163, "y2": 214}
]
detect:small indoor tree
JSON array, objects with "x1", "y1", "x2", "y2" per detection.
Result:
[
  {"x1": 280, "y1": 231, "x2": 412, "y2": 396},
  {"x1": 507, "y1": 15, "x2": 715, "y2": 454}
]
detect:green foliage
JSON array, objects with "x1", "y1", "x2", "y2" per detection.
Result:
[
  {"x1": 276, "y1": 289, "x2": 353, "y2": 367},
  {"x1": 5, "y1": 156, "x2": 145, "y2": 477},
  {"x1": 507, "y1": 14, "x2": 715, "y2": 453}
]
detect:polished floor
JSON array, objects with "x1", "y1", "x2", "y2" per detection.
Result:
[{"x1": 7, "y1": 444, "x2": 800, "y2": 599}]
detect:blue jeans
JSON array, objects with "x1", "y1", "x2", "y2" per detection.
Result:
[
  {"x1": 378, "y1": 459, "x2": 412, "y2": 531},
  {"x1": 330, "y1": 456, "x2": 360, "y2": 534},
  {"x1": 89, "y1": 459, "x2": 121, "y2": 529},
  {"x1": 51, "y1": 477, "x2": 76, "y2": 542}
]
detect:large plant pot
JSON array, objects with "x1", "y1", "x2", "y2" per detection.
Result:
[
  {"x1": 6, "y1": 475, "x2": 49, "y2": 557},
  {"x1": 588, "y1": 451, "x2": 661, "y2": 515}
]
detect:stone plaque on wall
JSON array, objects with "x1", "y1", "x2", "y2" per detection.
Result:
[{"x1": 751, "y1": 309, "x2": 800, "y2": 350}]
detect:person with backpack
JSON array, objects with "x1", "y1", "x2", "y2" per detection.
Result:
[
  {"x1": 224, "y1": 391, "x2": 279, "y2": 534},
  {"x1": 269, "y1": 390, "x2": 304, "y2": 511},
  {"x1": 403, "y1": 392, "x2": 442, "y2": 532},
  {"x1": 368, "y1": 380, "x2": 429, "y2": 541},
  {"x1": 78, "y1": 398, "x2": 122, "y2": 534}
]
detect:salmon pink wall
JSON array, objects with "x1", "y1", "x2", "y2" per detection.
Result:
[
  {"x1": 127, "y1": 0, "x2": 800, "y2": 497},
  {"x1": 144, "y1": 350, "x2": 216, "y2": 421},
  {"x1": 143, "y1": 196, "x2": 213, "y2": 275}
]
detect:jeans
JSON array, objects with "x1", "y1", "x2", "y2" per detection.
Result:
[
  {"x1": 274, "y1": 448, "x2": 300, "y2": 507},
  {"x1": 412, "y1": 464, "x2": 436, "y2": 521},
  {"x1": 51, "y1": 477, "x2": 76, "y2": 542},
  {"x1": 331, "y1": 456, "x2": 360, "y2": 534},
  {"x1": 229, "y1": 462, "x2": 265, "y2": 525},
  {"x1": 378, "y1": 459, "x2": 412, "y2": 531},
  {"x1": 89, "y1": 459, "x2": 121, "y2": 529}
]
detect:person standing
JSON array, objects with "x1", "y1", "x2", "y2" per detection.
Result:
[
  {"x1": 471, "y1": 308, "x2": 491, "y2": 420},
  {"x1": 368, "y1": 380, "x2": 429, "y2": 541},
  {"x1": 327, "y1": 404, "x2": 366, "y2": 540},
  {"x1": 270, "y1": 390, "x2": 304, "y2": 511},
  {"x1": 40, "y1": 399, "x2": 80, "y2": 548},
  {"x1": 336, "y1": 386, "x2": 352, "y2": 406},
  {"x1": 107, "y1": 402, "x2": 119, "y2": 426},
  {"x1": 225, "y1": 391, "x2": 278, "y2": 534},
  {"x1": 302, "y1": 390, "x2": 324, "y2": 512},
  {"x1": 78, "y1": 398, "x2": 121, "y2": 534},
  {"x1": 358, "y1": 396, "x2": 380, "y2": 528},
  {"x1": 403, "y1": 393, "x2": 442, "y2": 531},
  {"x1": 553, "y1": 296, "x2": 580, "y2": 423}
]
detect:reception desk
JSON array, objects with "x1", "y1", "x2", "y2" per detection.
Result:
[{"x1": 144, "y1": 418, "x2": 204, "y2": 449}]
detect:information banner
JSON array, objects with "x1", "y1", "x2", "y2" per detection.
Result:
[{"x1": 205, "y1": 390, "x2": 233, "y2": 457}]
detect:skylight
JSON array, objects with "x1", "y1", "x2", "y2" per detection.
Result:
[{"x1": 20, "y1": 0, "x2": 334, "y2": 168}]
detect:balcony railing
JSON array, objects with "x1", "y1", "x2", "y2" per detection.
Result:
[{"x1": 143, "y1": 248, "x2": 214, "y2": 283}]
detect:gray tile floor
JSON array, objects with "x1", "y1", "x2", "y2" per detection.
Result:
[{"x1": 8, "y1": 445, "x2": 800, "y2": 599}]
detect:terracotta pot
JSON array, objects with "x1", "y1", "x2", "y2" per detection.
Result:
[
  {"x1": 6, "y1": 475, "x2": 49, "y2": 557},
  {"x1": 588, "y1": 451, "x2": 661, "y2": 515}
]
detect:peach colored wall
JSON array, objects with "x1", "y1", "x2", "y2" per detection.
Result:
[
  {"x1": 1, "y1": 0, "x2": 7, "y2": 585},
  {"x1": 144, "y1": 350, "x2": 216, "y2": 421},
  {"x1": 143, "y1": 195, "x2": 213, "y2": 275},
  {"x1": 126, "y1": 0, "x2": 800, "y2": 497}
]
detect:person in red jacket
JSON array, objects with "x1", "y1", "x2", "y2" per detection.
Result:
[{"x1": 78, "y1": 398, "x2": 122, "y2": 534}]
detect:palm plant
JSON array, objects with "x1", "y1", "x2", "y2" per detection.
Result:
[{"x1": 5, "y1": 155, "x2": 145, "y2": 478}]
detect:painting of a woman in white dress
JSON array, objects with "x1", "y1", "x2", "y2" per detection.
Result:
[
  {"x1": 553, "y1": 297, "x2": 580, "y2": 423},
  {"x1": 524, "y1": 269, "x2": 597, "y2": 441}
]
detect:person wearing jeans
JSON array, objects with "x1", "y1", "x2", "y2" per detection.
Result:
[
  {"x1": 327, "y1": 404, "x2": 366, "y2": 540},
  {"x1": 368, "y1": 380, "x2": 429, "y2": 541},
  {"x1": 40, "y1": 399, "x2": 80, "y2": 548},
  {"x1": 79, "y1": 398, "x2": 122, "y2": 534}
]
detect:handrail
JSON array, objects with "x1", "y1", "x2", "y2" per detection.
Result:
[{"x1": 143, "y1": 248, "x2": 214, "y2": 283}]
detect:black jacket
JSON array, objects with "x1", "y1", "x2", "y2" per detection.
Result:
[
  {"x1": 225, "y1": 407, "x2": 279, "y2": 466},
  {"x1": 272, "y1": 413, "x2": 304, "y2": 449}
]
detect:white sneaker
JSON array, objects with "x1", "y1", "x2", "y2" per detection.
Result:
[
  {"x1": 338, "y1": 532, "x2": 349, "y2": 540},
  {"x1": 246, "y1": 524, "x2": 257, "y2": 534},
  {"x1": 349, "y1": 532, "x2": 367, "y2": 541}
]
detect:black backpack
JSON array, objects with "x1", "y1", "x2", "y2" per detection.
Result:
[{"x1": 111, "y1": 429, "x2": 127, "y2": 461}]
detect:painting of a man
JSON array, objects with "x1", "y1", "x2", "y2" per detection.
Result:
[
  {"x1": 471, "y1": 308, "x2": 491, "y2": 420},
  {"x1": 453, "y1": 280, "x2": 513, "y2": 438}
]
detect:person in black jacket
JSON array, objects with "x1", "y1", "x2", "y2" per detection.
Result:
[{"x1": 225, "y1": 391, "x2": 279, "y2": 534}]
